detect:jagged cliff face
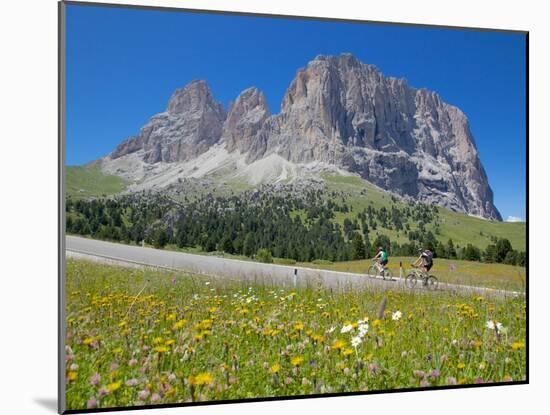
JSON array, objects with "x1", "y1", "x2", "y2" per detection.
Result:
[
  {"x1": 106, "y1": 54, "x2": 501, "y2": 220},
  {"x1": 110, "y1": 80, "x2": 226, "y2": 163},
  {"x1": 222, "y1": 87, "x2": 270, "y2": 155}
]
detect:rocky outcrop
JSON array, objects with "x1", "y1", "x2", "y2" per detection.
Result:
[
  {"x1": 105, "y1": 54, "x2": 501, "y2": 220},
  {"x1": 222, "y1": 87, "x2": 270, "y2": 155},
  {"x1": 110, "y1": 80, "x2": 226, "y2": 163},
  {"x1": 248, "y1": 54, "x2": 500, "y2": 220}
]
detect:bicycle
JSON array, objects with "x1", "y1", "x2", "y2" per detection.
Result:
[
  {"x1": 404, "y1": 264, "x2": 438, "y2": 290},
  {"x1": 367, "y1": 260, "x2": 393, "y2": 280}
]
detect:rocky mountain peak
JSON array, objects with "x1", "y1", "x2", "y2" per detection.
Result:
[
  {"x1": 223, "y1": 87, "x2": 270, "y2": 154},
  {"x1": 103, "y1": 54, "x2": 501, "y2": 220},
  {"x1": 166, "y1": 80, "x2": 225, "y2": 117},
  {"x1": 110, "y1": 80, "x2": 226, "y2": 163}
]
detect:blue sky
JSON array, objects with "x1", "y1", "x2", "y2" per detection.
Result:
[{"x1": 66, "y1": 4, "x2": 526, "y2": 221}]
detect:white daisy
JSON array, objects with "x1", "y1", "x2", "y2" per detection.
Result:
[
  {"x1": 358, "y1": 323, "x2": 369, "y2": 338},
  {"x1": 486, "y1": 320, "x2": 504, "y2": 331},
  {"x1": 392, "y1": 311, "x2": 402, "y2": 321},
  {"x1": 340, "y1": 324, "x2": 353, "y2": 334},
  {"x1": 351, "y1": 336, "x2": 362, "y2": 347}
]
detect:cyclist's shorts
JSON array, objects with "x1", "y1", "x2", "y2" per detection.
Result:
[
  {"x1": 381, "y1": 259, "x2": 388, "y2": 266},
  {"x1": 425, "y1": 261, "x2": 433, "y2": 272}
]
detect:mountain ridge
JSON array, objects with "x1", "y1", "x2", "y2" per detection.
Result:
[{"x1": 102, "y1": 53, "x2": 502, "y2": 221}]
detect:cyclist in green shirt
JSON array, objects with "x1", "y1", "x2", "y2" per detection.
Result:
[{"x1": 373, "y1": 246, "x2": 389, "y2": 272}]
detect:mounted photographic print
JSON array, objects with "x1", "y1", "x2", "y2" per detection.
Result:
[{"x1": 59, "y1": 1, "x2": 528, "y2": 413}]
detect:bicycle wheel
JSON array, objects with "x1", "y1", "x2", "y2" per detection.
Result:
[
  {"x1": 367, "y1": 265, "x2": 379, "y2": 279},
  {"x1": 405, "y1": 273, "x2": 417, "y2": 288},
  {"x1": 426, "y1": 275, "x2": 438, "y2": 290},
  {"x1": 382, "y1": 268, "x2": 393, "y2": 280}
]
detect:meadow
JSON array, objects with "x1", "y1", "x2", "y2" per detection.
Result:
[
  {"x1": 300, "y1": 256, "x2": 526, "y2": 292},
  {"x1": 65, "y1": 259, "x2": 526, "y2": 410},
  {"x1": 66, "y1": 162, "x2": 126, "y2": 200}
]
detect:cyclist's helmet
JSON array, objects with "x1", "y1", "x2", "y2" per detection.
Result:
[{"x1": 378, "y1": 246, "x2": 383, "y2": 251}]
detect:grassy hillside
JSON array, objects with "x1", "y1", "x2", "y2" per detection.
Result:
[
  {"x1": 66, "y1": 162, "x2": 126, "y2": 199},
  {"x1": 322, "y1": 174, "x2": 526, "y2": 251}
]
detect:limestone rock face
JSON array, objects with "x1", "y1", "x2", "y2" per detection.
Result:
[
  {"x1": 222, "y1": 87, "x2": 270, "y2": 155},
  {"x1": 255, "y1": 54, "x2": 500, "y2": 220},
  {"x1": 105, "y1": 54, "x2": 501, "y2": 220},
  {"x1": 110, "y1": 80, "x2": 226, "y2": 163}
]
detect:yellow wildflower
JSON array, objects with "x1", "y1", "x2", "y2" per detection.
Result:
[
  {"x1": 107, "y1": 381, "x2": 122, "y2": 392},
  {"x1": 194, "y1": 372, "x2": 213, "y2": 386},
  {"x1": 342, "y1": 348, "x2": 354, "y2": 357},
  {"x1": 331, "y1": 339, "x2": 346, "y2": 351},
  {"x1": 311, "y1": 334, "x2": 325, "y2": 344},
  {"x1": 290, "y1": 356, "x2": 304, "y2": 366},
  {"x1": 172, "y1": 319, "x2": 187, "y2": 330},
  {"x1": 511, "y1": 341, "x2": 525, "y2": 350},
  {"x1": 269, "y1": 363, "x2": 281, "y2": 374},
  {"x1": 83, "y1": 337, "x2": 94, "y2": 346},
  {"x1": 294, "y1": 321, "x2": 304, "y2": 331}
]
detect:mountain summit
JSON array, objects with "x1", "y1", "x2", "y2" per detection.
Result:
[{"x1": 103, "y1": 53, "x2": 501, "y2": 220}]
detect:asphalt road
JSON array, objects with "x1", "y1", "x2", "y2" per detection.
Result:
[{"x1": 65, "y1": 235, "x2": 522, "y2": 298}]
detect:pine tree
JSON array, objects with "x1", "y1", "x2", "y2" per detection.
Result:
[
  {"x1": 243, "y1": 233, "x2": 255, "y2": 257},
  {"x1": 218, "y1": 235, "x2": 235, "y2": 254},
  {"x1": 351, "y1": 233, "x2": 366, "y2": 260},
  {"x1": 495, "y1": 238, "x2": 512, "y2": 263},
  {"x1": 446, "y1": 239, "x2": 457, "y2": 259}
]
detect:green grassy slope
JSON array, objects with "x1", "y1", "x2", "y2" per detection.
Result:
[
  {"x1": 66, "y1": 162, "x2": 126, "y2": 199},
  {"x1": 322, "y1": 174, "x2": 526, "y2": 251}
]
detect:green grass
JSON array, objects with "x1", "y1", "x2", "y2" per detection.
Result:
[
  {"x1": 65, "y1": 259, "x2": 526, "y2": 410},
  {"x1": 322, "y1": 174, "x2": 526, "y2": 251},
  {"x1": 66, "y1": 162, "x2": 127, "y2": 199},
  {"x1": 436, "y1": 209, "x2": 525, "y2": 252},
  {"x1": 299, "y1": 256, "x2": 526, "y2": 292}
]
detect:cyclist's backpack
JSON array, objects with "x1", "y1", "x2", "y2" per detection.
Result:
[{"x1": 423, "y1": 249, "x2": 434, "y2": 263}]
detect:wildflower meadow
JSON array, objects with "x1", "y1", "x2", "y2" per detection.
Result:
[{"x1": 65, "y1": 259, "x2": 526, "y2": 410}]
